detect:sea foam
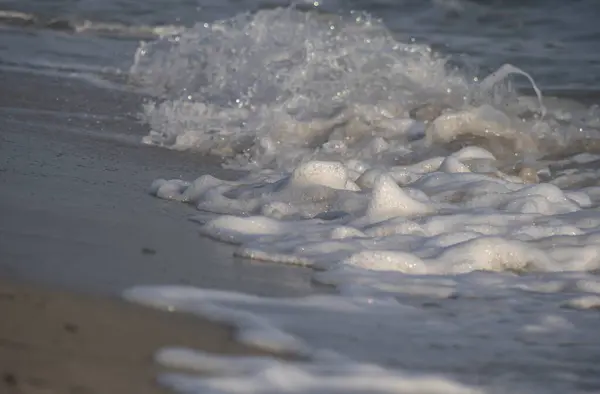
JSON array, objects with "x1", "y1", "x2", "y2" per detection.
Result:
[{"x1": 127, "y1": 6, "x2": 600, "y2": 394}]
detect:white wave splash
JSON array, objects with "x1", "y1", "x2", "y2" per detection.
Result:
[
  {"x1": 131, "y1": 7, "x2": 586, "y2": 170},
  {"x1": 126, "y1": 7, "x2": 600, "y2": 394}
]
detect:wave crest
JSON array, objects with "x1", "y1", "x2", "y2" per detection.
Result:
[{"x1": 130, "y1": 7, "x2": 597, "y2": 170}]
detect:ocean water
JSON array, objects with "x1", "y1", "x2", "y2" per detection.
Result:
[{"x1": 2, "y1": 0, "x2": 600, "y2": 393}]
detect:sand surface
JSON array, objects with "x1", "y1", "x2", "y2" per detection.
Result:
[
  {"x1": 0, "y1": 279, "x2": 276, "y2": 394},
  {"x1": 0, "y1": 68, "x2": 323, "y2": 298},
  {"x1": 0, "y1": 67, "x2": 322, "y2": 393}
]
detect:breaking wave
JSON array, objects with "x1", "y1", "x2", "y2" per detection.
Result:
[{"x1": 130, "y1": 7, "x2": 599, "y2": 171}]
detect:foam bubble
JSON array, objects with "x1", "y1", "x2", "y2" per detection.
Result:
[
  {"x1": 563, "y1": 296, "x2": 600, "y2": 310},
  {"x1": 201, "y1": 216, "x2": 284, "y2": 244},
  {"x1": 366, "y1": 174, "x2": 433, "y2": 220},
  {"x1": 151, "y1": 157, "x2": 600, "y2": 279},
  {"x1": 289, "y1": 161, "x2": 350, "y2": 190},
  {"x1": 341, "y1": 250, "x2": 428, "y2": 274}
]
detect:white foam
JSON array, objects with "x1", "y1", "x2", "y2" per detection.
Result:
[
  {"x1": 141, "y1": 156, "x2": 600, "y2": 392},
  {"x1": 563, "y1": 295, "x2": 600, "y2": 310},
  {"x1": 131, "y1": 7, "x2": 599, "y2": 169},
  {"x1": 289, "y1": 161, "x2": 350, "y2": 190},
  {"x1": 126, "y1": 278, "x2": 600, "y2": 393},
  {"x1": 366, "y1": 174, "x2": 434, "y2": 221},
  {"x1": 131, "y1": 6, "x2": 600, "y2": 393},
  {"x1": 201, "y1": 216, "x2": 284, "y2": 244},
  {"x1": 341, "y1": 250, "x2": 428, "y2": 274},
  {"x1": 147, "y1": 156, "x2": 600, "y2": 278},
  {"x1": 156, "y1": 350, "x2": 481, "y2": 394},
  {"x1": 157, "y1": 355, "x2": 482, "y2": 394}
]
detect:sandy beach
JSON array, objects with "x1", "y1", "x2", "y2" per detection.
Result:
[
  {"x1": 0, "y1": 68, "x2": 321, "y2": 393},
  {"x1": 0, "y1": 68, "x2": 321, "y2": 297},
  {"x1": 0, "y1": 279, "x2": 276, "y2": 394}
]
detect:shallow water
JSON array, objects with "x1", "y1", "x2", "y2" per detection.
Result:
[
  {"x1": 2, "y1": 0, "x2": 599, "y2": 90},
  {"x1": 2, "y1": 0, "x2": 600, "y2": 393}
]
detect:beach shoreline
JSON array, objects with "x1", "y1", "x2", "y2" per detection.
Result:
[
  {"x1": 0, "y1": 68, "x2": 323, "y2": 298},
  {"x1": 0, "y1": 278, "x2": 278, "y2": 394},
  {"x1": 0, "y1": 67, "x2": 323, "y2": 392},
  {"x1": 2, "y1": 6, "x2": 600, "y2": 391}
]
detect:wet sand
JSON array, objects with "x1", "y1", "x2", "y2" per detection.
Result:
[
  {"x1": 0, "y1": 68, "x2": 321, "y2": 298},
  {"x1": 0, "y1": 279, "x2": 274, "y2": 394},
  {"x1": 0, "y1": 68, "x2": 322, "y2": 393}
]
